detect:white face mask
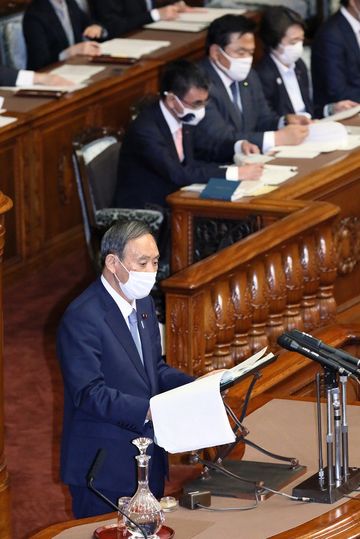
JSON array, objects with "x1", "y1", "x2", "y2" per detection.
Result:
[
  {"x1": 114, "y1": 258, "x2": 157, "y2": 300},
  {"x1": 275, "y1": 41, "x2": 303, "y2": 66},
  {"x1": 173, "y1": 94, "x2": 206, "y2": 126},
  {"x1": 217, "y1": 49, "x2": 253, "y2": 82}
]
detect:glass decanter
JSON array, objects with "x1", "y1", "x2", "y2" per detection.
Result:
[{"x1": 125, "y1": 437, "x2": 165, "y2": 538}]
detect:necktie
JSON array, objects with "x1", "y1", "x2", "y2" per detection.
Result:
[
  {"x1": 174, "y1": 127, "x2": 184, "y2": 162},
  {"x1": 128, "y1": 309, "x2": 144, "y2": 365},
  {"x1": 230, "y1": 81, "x2": 242, "y2": 111}
]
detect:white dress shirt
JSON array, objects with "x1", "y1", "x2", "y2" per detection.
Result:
[
  {"x1": 15, "y1": 70, "x2": 35, "y2": 86},
  {"x1": 341, "y1": 6, "x2": 360, "y2": 47},
  {"x1": 270, "y1": 53, "x2": 307, "y2": 115},
  {"x1": 101, "y1": 274, "x2": 135, "y2": 331}
]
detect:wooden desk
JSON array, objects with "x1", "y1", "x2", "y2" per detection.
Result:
[
  {"x1": 1, "y1": 27, "x2": 207, "y2": 284},
  {"x1": 29, "y1": 399, "x2": 360, "y2": 539}
]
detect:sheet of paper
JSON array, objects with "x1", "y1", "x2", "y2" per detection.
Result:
[
  {"x1": 180, "y1": 183, "x2": 206, "y2": 192},
  {"x1": 144, "y1": 20, "x2": 207, "y2": 32},
  {"x1": 261, "y1": 164, "x2": 298, "y2": 185},
  {"x1": 221, "y1": 347, "x2": 267, "y2": 384},
  {"x1": 340, "y1": 134, "x2": 360, "y2": 150},
  {"x1": 231, "y1": 180, "x2": 264, "y2": 200},
  {"x1": 319, "y1": 104, "x2": 360, "y2": 123},
  {"x1": 346, "y1": 125, "x2": 360, "y2": 136},
  {"x1": 100, "y1": 38, "x2": 170, "y2": 58},
  {"x1": 51, "y1": 64, "x2": 105, "y2": 84},
  {"x1": 234, "y1": 153, "x2": 274, "y2": 165},
  {"x1": 178, "y1": 7, "x2": 245, "y2": 23},
  {"x1": 304, "y1": 121, "x2": 348, "y2": 146},
  {"x1": 273, "y1": 148, "x2": 320, "y2": 159},
  {"x1": 1, "y1": 84, "x2": 84, "y2": 93},
  {"x1": 150, "y1": 372, "x2": 235, "y2": 453},
  {"x1": 0, "y1": 116, "x2": 17, "y2": 128},
  {"x1": 0, "y1": 96, "x2": 3, "y2": 109}
]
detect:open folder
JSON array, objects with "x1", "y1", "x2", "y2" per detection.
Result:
[{"x1": 150, "y1": 348, "x2": 276, "y2": 453}]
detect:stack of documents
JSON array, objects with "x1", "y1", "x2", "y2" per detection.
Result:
[
  {"x1": 100, "y1": 38, "x2": 170, "y2": 58},
  {"x1": 50, "y1": 64, "x2": 105, "y2": 85},
  {"x1": 145, "y1": 7, "x2": 245, "y2": 32},
  {"x1": 150, "y1": 348, "x2": 274, "y2": 453}
]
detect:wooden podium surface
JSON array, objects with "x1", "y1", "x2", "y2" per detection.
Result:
[{"x1": 30, "y1": 398, "x2": 360, "y2": 539}]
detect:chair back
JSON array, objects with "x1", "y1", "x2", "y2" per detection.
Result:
[
  {"x1": 72, "y1": 127, "x2": 123, "y2": 268},
  {"x1": 0, "y1": 13, "x2": 27, "y2": 69}
]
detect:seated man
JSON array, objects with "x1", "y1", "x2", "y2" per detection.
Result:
[
  {"x1": 256, "y1": 6, "x2": 357, "y2": 119},
  {"x1": 195, "y1": 14, "x2": 309, "y2": 162},
  {"x1": 90, "y1": 0, "x2": 186, "y2": 39},
  {"x1": 311, "y1": 0, "x2": 360, "y2": 111},
  {"x1": 23, "y1": 0, "x2": 105, "y2": 70},
  {"x1": 0, "y1": 63, "x2": 73, "y2": 86},
  {"x1": 114, "y1": 59, "x2": 263, "y2": 210}
]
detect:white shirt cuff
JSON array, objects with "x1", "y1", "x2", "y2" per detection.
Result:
[
  {"x1": 234, "y1": 139, "x2": 245, "y2": 155},
  {"x1": 151, "y1": 8, "x2": 160, "y2": 21},
  {"x1": 262, "y1": 131, "x2": 275, "y2": 154},
  {"x1": 323, "y1": 104, "x2": 333, "y2": 117},
  {"x1": 16, "y1": 70, "x2": 35, "y2": 86},
  {"x1": 59, "y1": 49, "x2": 70, "y2": 61},
  {"x1": 278, "y1": 116, "x2": 286, "y2": 129},
  {"x1": 226, "y1": 166, "x2": 240, "y2": 180}
]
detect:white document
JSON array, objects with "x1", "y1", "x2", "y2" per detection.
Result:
[
  {"x1": 273, "y1": 148, "x2": 321, "y2": 159},
  {"x1": 180, "y1": 183, "x2": 206, "y2": 192},
  {"x1": 319, "y1": 104, "x2": 360, "y2": 123},
  {"x1": 150, "y1": 371, "x2": 235, "y2": 453},
  {"x1": 230, "y1": 179, "x2": 264, "y2": 200},
  {"x1": 51, "y1": 64, "x2": 105, "y2": 84},
  {"x1": 101, "y1": 38, "x2": 170, "y2": 58},
  {"x1": 346, "y1": 125, "x2": 360, "y2": 136},
  {"x1": 0, "y1": 96, "x2": 4, "y2": 109},
  {"x1": 144, "y1": 20, "x2": 207, "y2": 32},
  {"x1": 220, "y1": 347, "x2": 272, "y2": 385},
  {"x1": 0, "y1": 115, "x2": 17, "y2": 128},
  {"x1": 304, "y1": 121, "x2": 348, "y2": 146},
  {"x1": 340, "y1": 134, "x2": 360, "y2": 150},
  {"x1": 261, "y1": 164, "x2": 298, "y2": 185},
  {"x1": 234, "y1": 153, "x2": 274, "y2": 165},
  {"x1": 178, "y1": 7, "x2": 245, "y2": 23}
]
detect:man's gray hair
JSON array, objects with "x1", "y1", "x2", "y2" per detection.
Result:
[{"x1": 100, "y1": 220, "x2": 153, "y2": 266}]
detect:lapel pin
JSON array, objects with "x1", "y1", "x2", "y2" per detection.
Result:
[
  {"x1": 276, "y1": 77, "x2": 282, "y2": 85},
  {"x1": 142, "y1": 313, "x2": 148, "y2": 319},
  {"x1": 243, "y1": 81, "x2": 248, "y2": 87}
]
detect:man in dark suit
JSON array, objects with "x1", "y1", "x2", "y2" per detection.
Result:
[
  {"x1": 57, "y1": 220, "x2": 195, "y2": 517},
  {"x1": 90, "y1": 0, "x2": 184, "y2": 38},
  {"x1": 194, "y1": 15, "x2": 309, "y2": 163},
  {"x1": 114, "y1": 59, "x2": 263, "y2": 210},
  {"x1": 23, "y1": 0, "x2": 105, "y2": 70},
  {"x1": 311, "y1": 0, "x2": 360, "y2": 111}
]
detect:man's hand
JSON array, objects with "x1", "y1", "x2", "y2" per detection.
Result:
[
  {"x1": 83, "y1": 24, "x2": 104, "y2": 40},
  {"x1": 333, "y1": 100, "x2": 359, "y2": 113},
  {"x1": 237, "y1": 163, "x2": 264, "y2": 181},
  {"x1": 285, "y1": 113, "x2": 311, "y2": 125},
  {"x1": 33, "y1": 72, "x2": 74, "y2": 86},
  {"x1": 275, "y1": 124, "x2": 309, "y2": 146},
  {"x1": 64, "y1": 41, "x2": 101, "y2": 59},
  {"x1": 241, "y1": 140, "x2": 260, "y2": 155},
  {"x1": 158, "y1": 5, "x2": 180, "y2": 20}
]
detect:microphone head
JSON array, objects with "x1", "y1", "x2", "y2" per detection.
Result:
[{"x1": 277, "y1": 332, "x2": 299, "y2": 352}]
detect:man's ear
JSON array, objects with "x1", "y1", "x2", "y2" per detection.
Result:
[
  {"x1": 104, "y1": 253, "x2": 116, "y2": 273},
  {"x1": 209, "y1": 43, "x2": 221, "y2": 63}
]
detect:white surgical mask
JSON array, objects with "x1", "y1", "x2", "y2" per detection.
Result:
[
  {"x1": 114, "y1": 258, "x2": 157, "y2": 300},
  {"x1": 173, "y1": 94, "x2": 206, "y2": 126},
  {"x1": 217, "y1": 49, "x2": 253, "y2": 82},
  {"x1": 275, "y1": 41, "x2": 303, "y2": 66}
]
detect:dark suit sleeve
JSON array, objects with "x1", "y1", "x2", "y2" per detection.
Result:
[
  {"x1": 0, "y1": 65, "x2": 19, "y2": 86},
  {"x1": 126, "y1": 118, "x2": 227, "y2": 186},
  {"x1": 312, "y1": 28, "x2": 360, "y2": 103},
  {"x1": 23, "y1": 12, "x2": 58, "y2": 70},
  {"x1": 90, "y1": 0, "x2": 153, "y2": 38}
]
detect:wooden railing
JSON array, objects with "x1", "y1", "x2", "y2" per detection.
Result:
[
  {"x1": 162, "y1": 199, "x2": 340, "y2": 377},
  {"x1": 0, "y1": 191, "x2": 13, "y2": 539}
]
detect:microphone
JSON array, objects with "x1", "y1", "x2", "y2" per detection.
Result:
[
  {"x1": 289, "y1": 329, "x2": 360, "y2": 368},
  {"x1": 87, "y1": 449, "x2": 147, "y2": 539},
  {"x1": 277, "y1": 333, "x2": 356, "y2": 378},
  {"x1": 288, "y1": 330, "x2": 360, "y2": 378}
]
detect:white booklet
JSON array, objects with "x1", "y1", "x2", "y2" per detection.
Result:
[
  {"x1": 100, "y1": 38, "x2": 170, "y2": 58},
  {"x1": 150, "y1": 348, "x2": 275, "y2": 453}
]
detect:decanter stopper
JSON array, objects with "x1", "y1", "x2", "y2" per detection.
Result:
[{"x1": 125, "y1": 437, "x2": 165, "y2": 538}]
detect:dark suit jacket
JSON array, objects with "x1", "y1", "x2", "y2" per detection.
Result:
[
  {"x1": 114, "y1": 100, "x2": 227, "y2": 209},
  {"x1": 255, "y1": 54, "x2": 313, "y2": 117},
  {"x1": 311, "y1": 10, "x2": 360, "y2": 109},
  {"x1": 0, "y1": 65, "x2": 18, "y2": 86},
  {"x1": 23, "y1": 0, "x2": 92, "y2": 70},
  {"x1": 90, "y1": 0, "x2": 153, "y2": 38},
  {"x1": 57, "y1": 278, "x2": 193, "y2": 496},
  {"x1": 195, "y1": 58, "x2": 280, "y2": 162}
]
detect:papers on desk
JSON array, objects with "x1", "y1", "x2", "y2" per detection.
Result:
[
  {"x1": 0, "y1": 115, "x2": 17, "y2": 128},
  {"x1": 100, "y1": 38, "x2": 170, "y2": 58},
  {"x1": 261, "y1": 164, "x2": 298, "y2": 185},
  {"x1": 319, "y1": 104, "x2": 360, "y2": 123},
  {"x1": 234, "y1": 153, "x2": 274, "y2": 165},
  {"x1": 51, "y1": 64, "x2": 105, "y2": 84},
  {"x1": 150, "y1": 347, "x2": 273, "y2": 453},
  {"x1": 145, "y1": 7, "x2": 246, "y2": 31}
]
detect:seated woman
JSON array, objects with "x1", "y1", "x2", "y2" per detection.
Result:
[
  {"x1": 23, "y1": 0, "x2": 106, "y2": 70},
  {"x1": 256, "y1": 5, "x2": 357, "y2": 118}
]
